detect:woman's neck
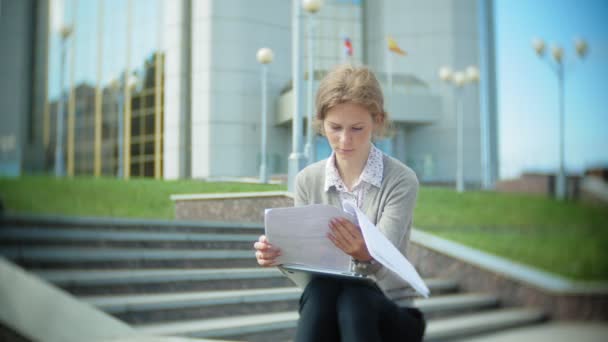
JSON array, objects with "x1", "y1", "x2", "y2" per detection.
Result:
[{"x1": 335, "y1": 144, "x2": 371, "y2": 190}]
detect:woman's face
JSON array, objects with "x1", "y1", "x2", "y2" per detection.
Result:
[{"x1": 323, "y1": 102, "x2": 375, "y2": 164}]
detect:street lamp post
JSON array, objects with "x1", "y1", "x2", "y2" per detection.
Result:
[
  {"x1": 257, "y1": 48, "x2": 274, "y2": 183},
  {"x1": 54, "y1": 25, "x2": 73, "y2": 177},
  {"x1": 532, "y1": 37, "x2": 588, "y2": 200},
  {"x1": 288, "y1": 0, "x2": 307, "y2": 192},
  {"x1": 439, "y1": 65, "x2": 480, "y2": 193},
  {"x1": 302, "y1": 0, "x2": 321, "y2": 165}
]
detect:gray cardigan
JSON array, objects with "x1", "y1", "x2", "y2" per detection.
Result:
[{"x1": 294, "y1": 154, "x2": 420, "y2": 302}]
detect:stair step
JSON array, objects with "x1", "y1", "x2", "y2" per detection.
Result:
[
  {"x1": 34, "y1": 268, "x2": 293, "y2": 295},
  {"x1": 0, "y1": 247, "x2": 257, "y2": 269},
  {"x1": 34, "y1": 266, "x2": 458, "y2": 296},
  {"x1": 411, "y1": 292, "x2": 499, "y2": 318},
  {"x1": 136, "y1": 311, "x2": 298, "y2": 340},
  {"x1": 0, "y1": 228, "x2": 258, "y2": 249},
  {"x1": 135, "y1": 307, "x2": 544, "y2": 341},
  {"x1": 84, "y1": 287, "x2": 302, "y2": 323},
  {"x1": 425, "y1": 307, "x2": 546, "y2": 341},
  {"x1": 84, "y1": 287, "x2": 496, "y2": 324},
  {"x1": 0, "y1": 215, "x2": 265, "y2": 234},
  {"x1": 0, "y1": 215, "x2": 549, "y2": 341}
]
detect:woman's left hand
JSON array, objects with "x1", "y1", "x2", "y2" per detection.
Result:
[{"x1": 327, "y1": 217, "x2": 372, "y2": 261}]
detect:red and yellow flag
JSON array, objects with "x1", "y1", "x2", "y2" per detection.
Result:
[
  {"x1": 344, "y1": 37, "x2": 353, "y2": 57},
  {"x1": 387, "y1": 36, "x2": 407, "y2": 56}
]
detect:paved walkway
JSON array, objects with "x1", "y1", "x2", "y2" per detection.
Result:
[{"x1": 467, "y1": 322, "x2": 608, "y2": 342}]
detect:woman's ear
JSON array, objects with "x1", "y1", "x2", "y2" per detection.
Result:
[
  {"x1": 374, "y1": 113, "x2": 385, "y2": 125},
  {"x1": 314, "y1": 119, "x2": 326, "y2": 136},
  {"x1": 373, "y1": 112, "x2": 385, "y2": 136}
]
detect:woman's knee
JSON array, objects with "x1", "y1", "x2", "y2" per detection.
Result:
[
  {"x1": 335, "y1": 284, "x2": 385, "y2": 341},
  {"x1": 336, "y1": 284, "x2": 381, "y2": 322},
  {"x1": 299, "y1": 277, "x2": 341, "y2": 314}
]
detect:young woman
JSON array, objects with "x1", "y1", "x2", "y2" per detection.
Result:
[{"x1": 254, "y1": 64, "x2": 425, "y2": 342}]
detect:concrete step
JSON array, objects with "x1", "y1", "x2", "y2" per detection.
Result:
[
  {"x1": 425, "y1": 307, "x2": 547, "y2": 341},
  {"x1": 135, "y1": 307, "x2": 545, "y2": 342},
  {"x1": 0, "y1": 215, "x2": 265, "y2": 235},
  {"x1": 410, "y1": 292, "x2": 499, "y2": 319},
  {"x1": 0, "y1": 247, "x2": 257, "y2": 269},
  {"x1": 85, "y1": 287, "x2": 302, "y2": 324},
  {"x1": 33, "y1": 268, "x2": 295, "y2": 295},
  {"x1": 0, "y1": 227, "x2": 258, "y2": 249},
  {"x1": 85, "y1": 288, "x2": 497, "y2": 325},
  {"x1": 34, "y1": 267, "x2": 458, "y2": 297},
  {"x1": 136, "y1": 311, "x2": 298, "y2": 342}
]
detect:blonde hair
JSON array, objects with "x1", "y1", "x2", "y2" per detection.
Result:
[{"x1": 315, "y1": 64, "x2": 390, "y2": 137}]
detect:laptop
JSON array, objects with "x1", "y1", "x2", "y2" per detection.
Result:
[{"x1": 278, "y1": 263, "x2": 374, "y2": 289}]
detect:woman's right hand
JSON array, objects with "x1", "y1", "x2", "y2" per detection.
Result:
[{"x1": 253, "y1": 235, "x2": 281, "y2": 267}]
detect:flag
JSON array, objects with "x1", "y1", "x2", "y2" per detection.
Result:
[
  {"x1": 344, "y1": 37, "x2": 353, "y2": 57},
  {"x1": 387, "y1": 36, "x2": 406, "y2": 56}
]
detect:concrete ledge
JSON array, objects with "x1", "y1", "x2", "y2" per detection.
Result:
[
  {"x1": 411, "y1": 230, "x2": 608, "y2": 295},
  {"x1": 170, "y1": 191, "x2": 293, "y2": 201},
  {"x1": 409, "y1": 229, "x2": 608, "y2": 320},
  {"x1": 0, "y1": 257, "x2": 137, "y2": 342},
  {"x1": 172, "y1": 192, "x2": 294, "y2": 223}
]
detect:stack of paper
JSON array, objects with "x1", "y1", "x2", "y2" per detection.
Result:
[
  {"x1": 264, "y1": 205, "x2": 353, "y2": 271},
  {"x1": 264, "y1": 204, "x2": 429, "y2": 298}
]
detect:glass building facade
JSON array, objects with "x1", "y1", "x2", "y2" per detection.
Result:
[
  {"x1": 46, "y1": 0, "x2": 164, "y2": 178},
  {"x1": 2, "y1": 0, "x2": 497, "y2": 187}
]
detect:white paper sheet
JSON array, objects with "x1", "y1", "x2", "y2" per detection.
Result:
[
  {"x1": 264, "y1": 204, "x2": 354, "y2": 271},
  {"x1": 265, "y1": 203, "x2": 429, "y2": 298},
  {"x1": 343, "y1": 202, "x2": 430, "y2": 298}
]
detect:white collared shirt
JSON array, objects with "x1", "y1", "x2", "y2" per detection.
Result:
[{"x1": 324, "y1": 144, "x2": 384, "y2": 210}]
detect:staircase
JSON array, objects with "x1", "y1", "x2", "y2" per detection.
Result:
[{"x1": 0, "y1": 216, "x2": 546, "y2": 341}]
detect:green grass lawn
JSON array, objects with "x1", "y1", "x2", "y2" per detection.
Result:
[
  {"x1": 414, "y1": 187, "x2": 608, "y2": 281},
  {"x1": 1, "y1": 175, "x2": 607, "y2": 281},
  {"x1": 0, "y1": 175, "x2": 285, "y2": 220}
]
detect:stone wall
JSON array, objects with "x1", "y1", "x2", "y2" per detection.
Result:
[
  {"x1": 408, "y1": 241, "x2": 608, "y2": 321},
  {"x1": 173, "y1": 192, "x2": 294, "y2": 223},
  {"x1": 495, "y1": 173, "x2": 581, "y2": 199}
]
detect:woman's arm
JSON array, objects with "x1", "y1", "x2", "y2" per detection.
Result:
[
  {"x1": 376, "y1": 172, "x2": 419, "y2": 248},
  {"x1": 294, "y1": 171, "x2": 309, "y2": 207},
  {"x1": 352, "y1": 171, "x2": 419, "y2": 276}
]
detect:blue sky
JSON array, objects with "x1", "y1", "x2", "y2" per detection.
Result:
[{"x1": 495, "y1": 0, "x2": 608, "y2": 178}]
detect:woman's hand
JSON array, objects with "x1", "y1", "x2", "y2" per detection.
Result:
[
  {"x1": 253, "y1": 235, "x2": 281, "y2": 267},
  {"x1": 327, "y1": 217, "x2": 372, "y2": 261}
]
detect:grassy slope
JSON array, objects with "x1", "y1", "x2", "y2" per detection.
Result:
[{"x1": 414, "y1": 187, "x2": 608, "y2": 281}]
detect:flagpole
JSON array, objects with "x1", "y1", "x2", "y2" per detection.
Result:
[{"x1": 387, "y1": 39, "x2": 393, "y2": 94}]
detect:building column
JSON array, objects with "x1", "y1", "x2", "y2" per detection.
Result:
[{"x1": 162, "y1": 0, "x2": 192, "y2": 180}]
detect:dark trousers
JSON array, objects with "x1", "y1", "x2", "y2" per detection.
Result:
[{"x1": 295, "y1": 277, "x2": 426, "y2": 342}]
